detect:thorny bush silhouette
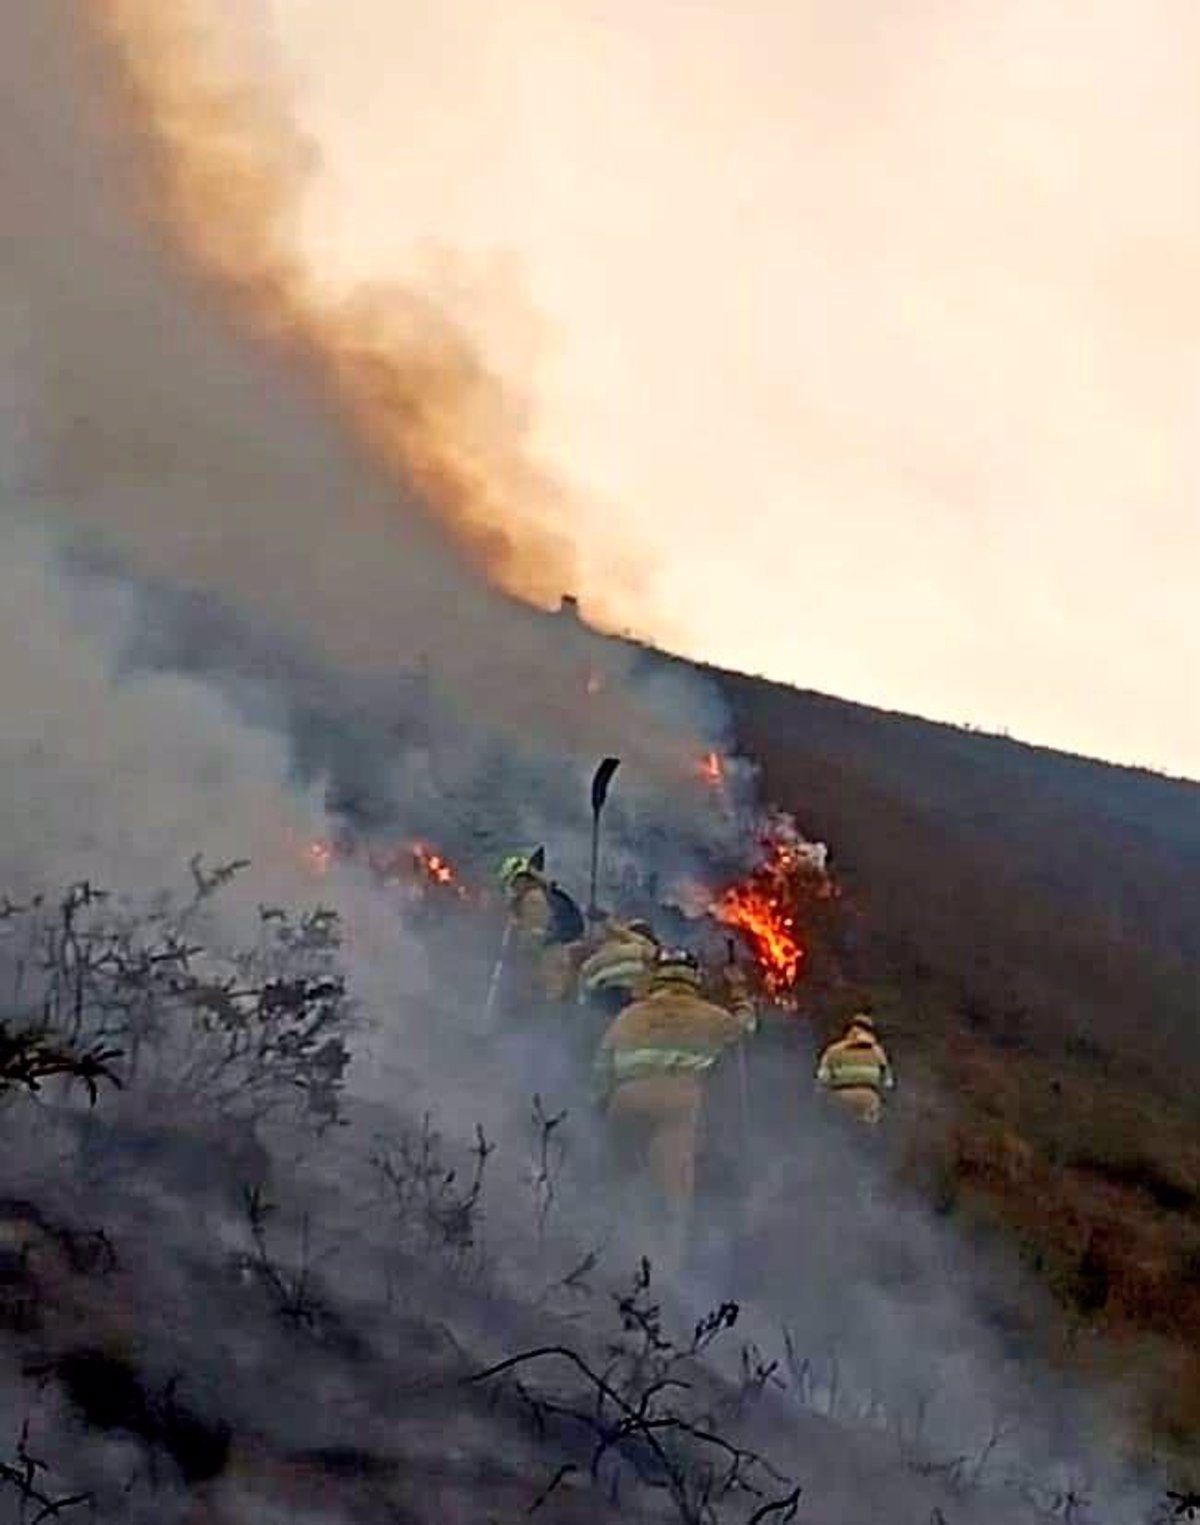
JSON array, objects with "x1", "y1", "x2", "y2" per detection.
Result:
[
  {"x1": 0, "y1": 1421, "x2": 91, "y2": 1522},
  {"x1": 471, "y1": 1256, "x2": 801, "y2": 1525}
]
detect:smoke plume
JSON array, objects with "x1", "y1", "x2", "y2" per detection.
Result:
[
  {"x1": 4, "y1": 0, "x2": 720, "y2": 813},
  {"x1": 84, "y1": 0, "x2": 589, "y2": 605}
]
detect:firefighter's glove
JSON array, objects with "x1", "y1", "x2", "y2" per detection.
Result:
[{"x1": 724, "y1": 966, "x2": 750, "y2": 997}]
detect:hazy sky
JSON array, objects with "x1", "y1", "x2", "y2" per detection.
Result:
[{"x1": 255, "y1": 0, "x2": 1198, "y2": 777}]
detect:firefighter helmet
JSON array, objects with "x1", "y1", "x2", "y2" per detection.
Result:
[
  {"x1": 653, "y1": 946, "x2": 702, "y2": 987},
  {"x1": 498, "y1": 853, "x2": 535, "y2": 889}
]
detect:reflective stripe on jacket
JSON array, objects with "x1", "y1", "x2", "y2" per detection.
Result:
[
  {"x1": 595, "y1": 975, "x2": 748, "y2": 1102},
  {"x1": 581, "y1": 951, "x2": 650, "y2": 994},
  {"x1": 816, "y1": 1035, "x2": 895, "y2": 1095},
  {"x1": 819, "y1": 1060, "x2": 890, "y2": 1090},
  {"x1": 579, "y1": 930, "x2": 656, "y2": 1000},
  {"x1": 610, "y1": 1047, "x2": 718, "y2": 1084}
]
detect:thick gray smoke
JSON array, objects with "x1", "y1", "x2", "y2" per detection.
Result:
[
  {"x1": 1, "y1": 0, "x2": 747, "y2": 895},
  {"x1": 0, "y1": 517, "x2": 331, "y2": 906},
  {"x1": 0, "y1": 4, "x2": 1170, "y2": 1523}
]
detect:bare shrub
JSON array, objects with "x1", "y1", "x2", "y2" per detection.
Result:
[
  {"x1": 472, "y1": 1257, "x2": 801, "y2": 1524},
  {"x1": 0, "y1": 863, "x2": 352, "y2": 1127},
  {"x1": 237, "y1": 1182, "x2": 333, "y2": 1331},
  {"x1": 0, "y1": 1022, "x2": 120, "y2": 1108},
  {"x1": 371, "y1": 1116, "x2": 494, "y2": 1282},
  {"x1": 527, "y1": 1093, "x2": 568, "y2": 1245},
  {"x1": 0, "y1": 1421, "x2": 91, "y2": 1521}
]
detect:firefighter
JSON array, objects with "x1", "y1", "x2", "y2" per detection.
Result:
[
  {"x1": 577, "y1": 916, "x2": 660, "y2": 1018},
  {"x1": 594, "y1": 946, "x2": 755, "y2": 1273},
  {"x1": 814, "y1": 1012, "x2": 895, "y2": 1125},
  {"x1": 497, "y1": 851, "x2": 585, "y2": 1004}
]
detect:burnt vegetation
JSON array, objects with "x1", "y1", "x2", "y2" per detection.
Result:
[
  {"x1": 0, "y1": 856, "x2": 1156, "y2": 1524},
  {"x1": 470, "y1": 1259, "x2": 801, "y2": 1525},
  {"x1": 0, "y1": 645, "x2": 1198, "y2": 1518},
  {"x1": 0, "y1": 864, "x2": 814, "y2": 1522},
  {"x1": 0, "y1": 1421, "x2": 91, "y2": 1522}
]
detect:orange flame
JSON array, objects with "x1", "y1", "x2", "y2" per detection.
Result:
[{"x1": 711, "y1": 836, "x2": 806, "y2": 1002}]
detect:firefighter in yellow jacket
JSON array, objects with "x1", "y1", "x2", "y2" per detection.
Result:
[
  {"x1": 815, "y1": 1012, "x2": 895, "y2": 1125},
  {"x1": 577, "y1": 916, "x2": 659, "y2": 1017},
  {"x1": 497, "y1": 851, "x2": 584, "y2": 1005},
  {"x1": 594, "y1": 946, "x2": 755, "y2": 1272}
]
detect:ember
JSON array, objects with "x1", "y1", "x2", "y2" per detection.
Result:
[
  {"x1": 304, "y1": 840, "x2": 334, "y2": 877},
  {"x1": 699, "y1": 750, "x2": 724, "y2": 786},
  {"x1": 411, "y1": 842, "x2": 469, "y2": 899},
  {"x1": 412, "y1": 843, "x2": 452, "y2": 885}
]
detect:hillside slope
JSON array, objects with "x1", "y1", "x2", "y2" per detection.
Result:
[{"x1": 651, "y1": 649, "x2": 1200, "y2": 1460}]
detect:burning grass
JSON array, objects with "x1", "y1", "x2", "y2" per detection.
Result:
[
  {"x1": 709, "y1": 816, "x2": 832, "y2": 1005},
  {"x1": 297, "y1": 832, "x2": 474, "y2": 906}
]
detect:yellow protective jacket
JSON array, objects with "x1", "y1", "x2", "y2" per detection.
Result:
[
  {"x1": 815, "y1": 1029, "x2": 895, "y2": 1097},
  {"x1": 594, "y1": 975, "x2": 751, "y2": 1100},
  {"x1": 578, "y1": 924, "x2": 658, "y2": 1004},
  {"x1": 505, "y1": 873, "x2": 583, "y2": 1003}
]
